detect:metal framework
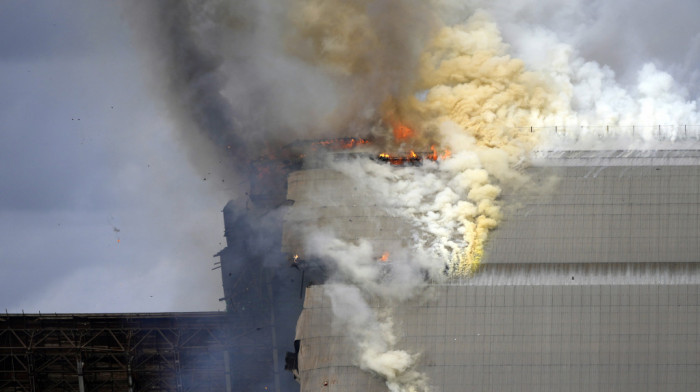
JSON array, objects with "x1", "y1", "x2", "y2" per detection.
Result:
[{"x1": 0, "y1": 313, "x2": 233, "y2": 392}]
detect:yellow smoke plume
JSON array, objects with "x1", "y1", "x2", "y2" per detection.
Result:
[
  {"x1": 290, "y1": 5, "x2": 564, "y2": 274},
  {"x1": 394, "y1": 11, "x2": 560, "y2": 274},
  {"x1": 288, "y1": 5, "x2": 572, "y2": 391}
]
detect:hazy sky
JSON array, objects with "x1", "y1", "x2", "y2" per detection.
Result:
[
  {"x1": 1, "y1": 0, "x2": 699, "y2": 314},
  {"x1": 0, "y1": 2, "x2": 230, "y2": 313}
]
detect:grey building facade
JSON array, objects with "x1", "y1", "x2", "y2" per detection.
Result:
[{"x1": 290, "y1": 150, "x2": 700, "y2": 391}]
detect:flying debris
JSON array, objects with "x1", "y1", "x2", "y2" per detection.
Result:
[{"x1": 108, "y1": 216, "x2": 121, "y2": 244}]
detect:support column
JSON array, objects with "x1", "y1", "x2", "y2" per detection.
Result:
[
  {"x1": 224, "y1": 351, "x2": 232, "y2": 392},
  {"x1": 77, "y1": 358, "x2": 85, "y2": 392}
]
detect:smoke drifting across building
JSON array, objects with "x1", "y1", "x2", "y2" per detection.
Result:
[
  {"x1": 4, "y1": 1, "x2": 700, "y2": 388},
  {"x1": 286, "y1": 143, "x2": 700, "y2": 391},
  {"x1": 90, "y1": 1, "x2": 700, "y2": 391}
]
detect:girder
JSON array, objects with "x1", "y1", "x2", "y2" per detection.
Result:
[{"x1": 0, "y1": 313, "x2": 233, "y2": 392}]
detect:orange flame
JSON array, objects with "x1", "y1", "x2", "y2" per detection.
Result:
[
  {"x1": 377, "y1": 152, "x2": 422, "y2": 165},
  {"x1": 314, "y1": 137, "x2": 371, "y2": 150},
  {"x1": 379, "y1": 252, "x2": 390, "y2": 262},
  {"x1": 429, "y1": 145, "x2": 438, "y2": 161},
  {"x1": 393, "y1": 123, "x2": 415, "y2": 141}
]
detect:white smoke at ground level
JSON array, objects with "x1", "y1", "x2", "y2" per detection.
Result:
[{"x1": 316, "y1": 281, "x2": 430, "y2": 391}]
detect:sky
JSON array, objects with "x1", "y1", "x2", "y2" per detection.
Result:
[
  {"x1": 1, "y1": 0, "x2": 699, "y2": 314},
  {"x1": 0, "y1": 2, "x2": 230, "y2": 313}
]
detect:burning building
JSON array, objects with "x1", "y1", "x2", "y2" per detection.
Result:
[
  {"x1": 281, "y1": 140, "x2": 700, "y2": 391},
  {"x1": 212, "y1": 131, "x2": 700, "y2": 391},
  {"x1": 5, "y1": 0, "x2": 700, "y2": 390},
  {"x1": 121, "y1": 1, "x2": 700, "y2": 391}
]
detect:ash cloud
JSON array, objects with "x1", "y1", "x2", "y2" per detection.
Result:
[
  {"x1": 286, "y1": 0, "x2": 437, "y2": 136},
  {"x1": 126, "y1": 0, "x2": 700, "y2": 184},
  {"x1": 127, "y1": 0, "x2": 348, "y2": 192},
  {"x1": 127, "y1": 1, "x2": 248, "y2": 187}
]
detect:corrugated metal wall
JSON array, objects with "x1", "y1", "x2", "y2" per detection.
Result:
[
  {"x1": 487, "y1": 165, "x2": 700, "y2": 264},
  {"x1": 297, "y1": 284, "x2": 700, "y2": 392},
  {"x1": 291, "y1": 151, "x2": 700, "y2": 391}
]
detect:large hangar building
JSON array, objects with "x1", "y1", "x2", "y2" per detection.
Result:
[{"x1": 289, "y1": 147, "x2": 700, "y2": 391}]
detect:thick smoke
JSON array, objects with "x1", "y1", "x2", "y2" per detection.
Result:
[
  {"x1": 129, "y1": 1, "x2": 700, "y2": 391},
  {"x1": 127, "y1": 1, "x2": 251, "y2": 192},
  {"x1": 296, "y1": 11, "x2": 559, "y2": 385},
  {"x1": 127, "y1": 0, "x2": 355, "y2": 192},
  {"x1": 294, "y1": 3, "x2": 700, "y2": 390},
  {"x1": 286, "y1": 0, "x2": 436, "y2": 135}
]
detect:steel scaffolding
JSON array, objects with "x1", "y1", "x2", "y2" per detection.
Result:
[{"x1": 0, "y1": 313, "x2": 233, "y2": 392}]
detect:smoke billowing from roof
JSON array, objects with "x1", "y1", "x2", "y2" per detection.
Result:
[{"x1": 129, "y1": 1, "x2": 700, "y2": 390}]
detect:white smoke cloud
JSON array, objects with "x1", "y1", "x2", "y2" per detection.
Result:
[
  {"x1": 509, "y1": 27, "x2": 700, "y2": 136},
  {"x1": 323, "y1": 283, "x2": 429, "y2": 392},
  {"x1": 301, "y1": 226, "x2": 434, "y2": 390},
  {"x1": 452, "y1": 1, "x2": 700, "y2": 139}
]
